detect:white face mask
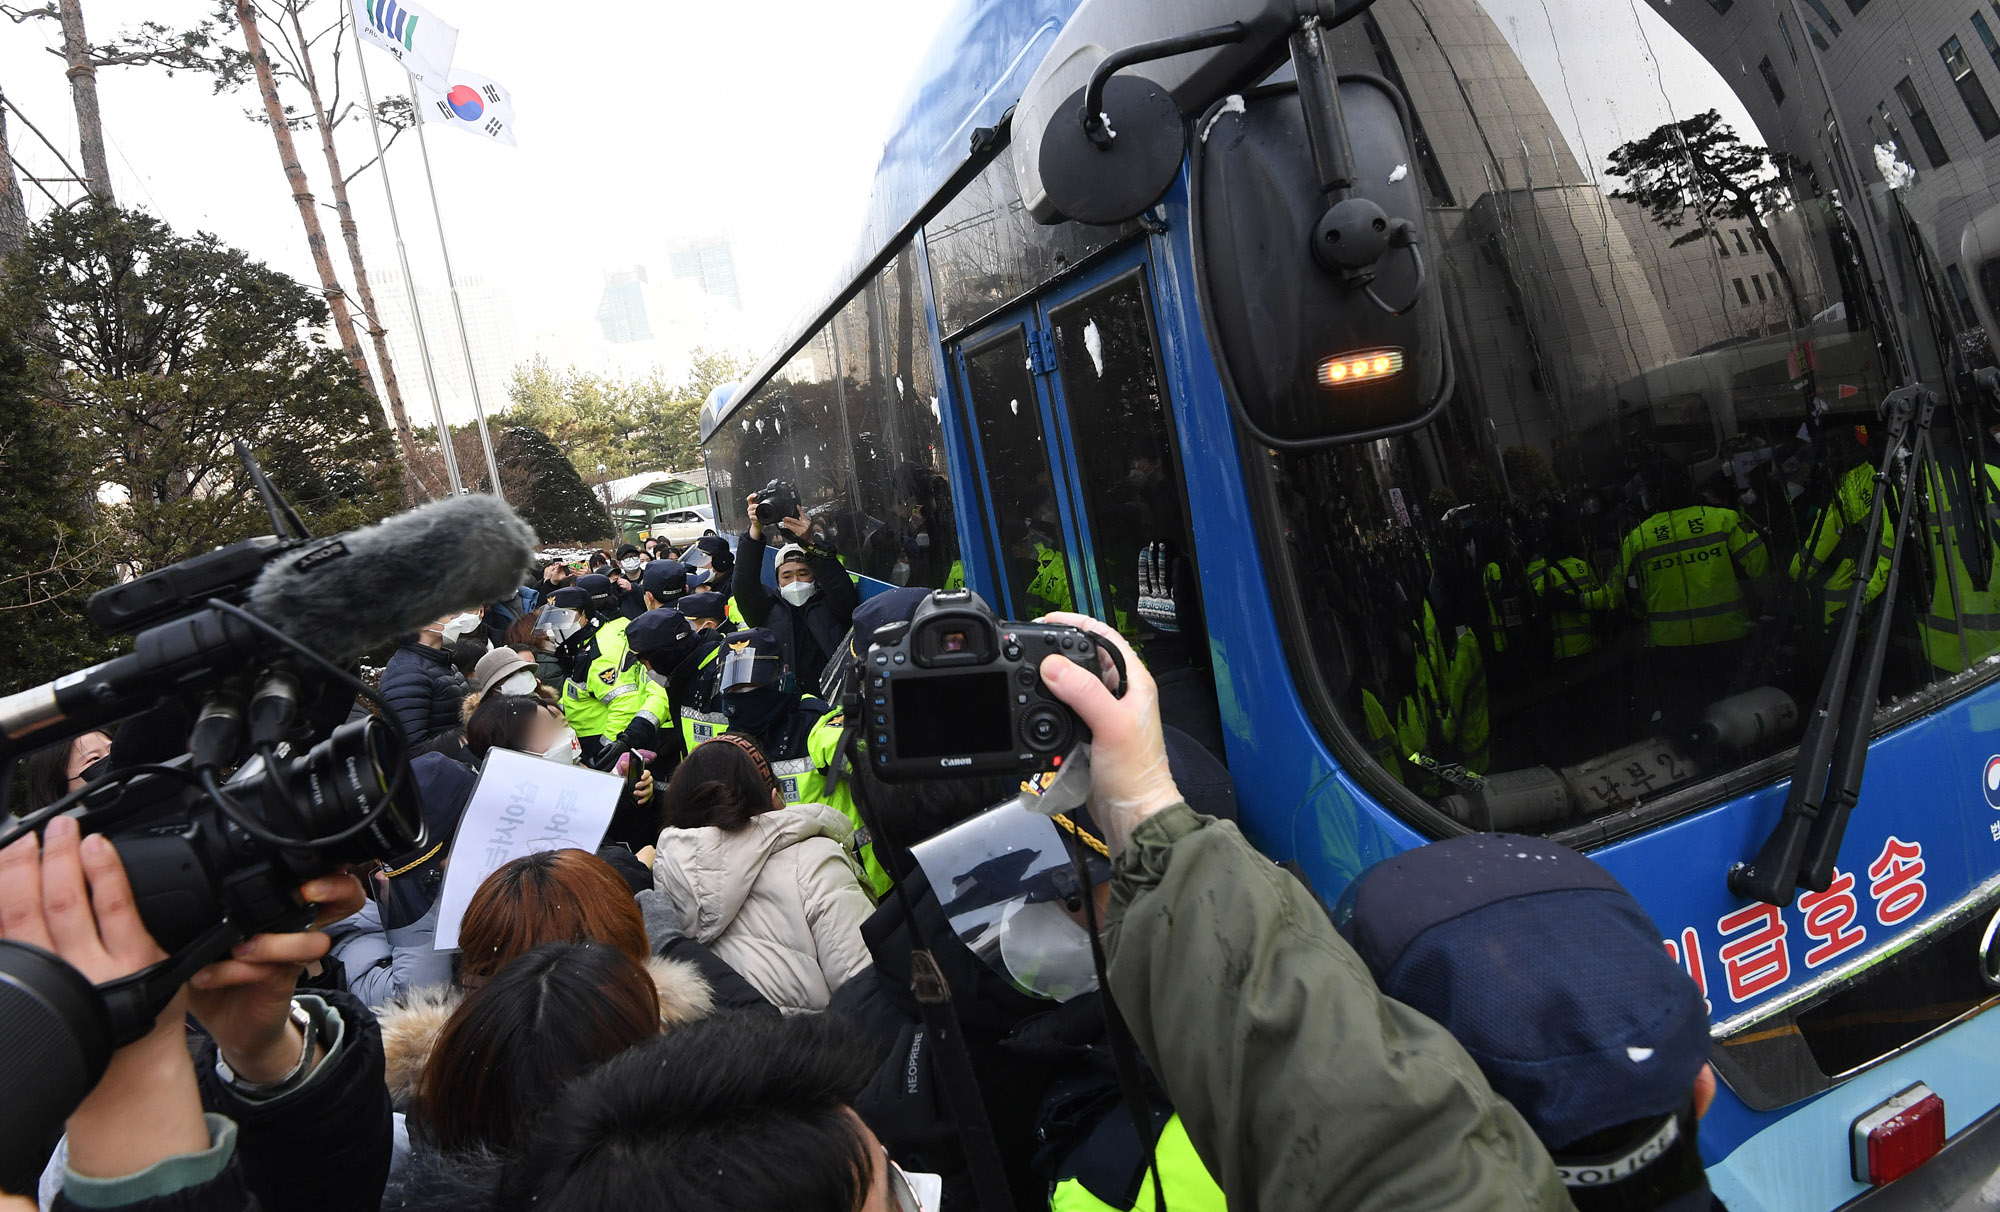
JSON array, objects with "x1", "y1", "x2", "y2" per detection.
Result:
[
  {"x1": 537, "y1": 727, "x2": 582, "y2": 766},
  {"x1": 498, "y1": 669, "x2": 540, "y2": 696},
  {"x1": 779, "y1": 580, "x2": 820, "y2": 608},
  {"x1": 621, "y1": 557, "x2": 643, "y2": 575},
  {"x1": 648, "y1": 668, "x2": 670, "y2": 687},
  {"x1": 440, "y1": 612, "x2": 484, "y2": 645},
  {"x1": 891, "y1": 562, "x2": 911, "y2": 586}
]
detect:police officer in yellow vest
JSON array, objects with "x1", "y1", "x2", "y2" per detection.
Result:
[
  {"x1": 674, "y1": 590, "x2": 733, "y2": 751},
  {"x1": 1790, "y1": 441, "x2": 1895, "y2": 629},
  {"x1": 622, "y1": 607, "x2": 715, "y2": 768},
  {"x1": 558, "y1": 573, "x2": 641, "y2": 764},
  {"x1": 716, "y1": 627, "x2": 832, "y2": 810},
  {"x1": 1620, "y1": 461, "x2": 1770, "y2": 716},
  {"x1": 795, "y1": 588, "x2": 937, "y2": 897},
  {"x1": 1919, "y1": 442, "x2": 2000, "y2": 673},
  {"x1": 1620, "y1": 463, "x2": 1770, "y2": 648},
  {"x1": 1526, "y1": 552, "x2": 1621, "y2": 660}
]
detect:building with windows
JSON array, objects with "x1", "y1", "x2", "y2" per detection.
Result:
[
  {"x1": 1653, "y1": 0, "x2": 2000, "y2": 348},
  {"x1": 670, "y1": 240, "x2": 743, "y2": 312}
]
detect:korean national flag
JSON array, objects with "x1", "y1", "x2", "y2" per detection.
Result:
[
  {"x1": 352, "y1": 0, "x2": 458, "y2": 87},
  {"x1": 417, "y1": 69, "x2": 518, "y2": 147}
]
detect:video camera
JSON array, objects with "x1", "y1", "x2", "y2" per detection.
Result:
[
  {"x1": 0, "y1": 446, "x2": 536, "y2": 1191},
  {"x1": 755, "y1": 478, "x2": 802, "y2": 528},
  {"x1": 861, "y1": 590, "x2": 1125, "y2": 782}
]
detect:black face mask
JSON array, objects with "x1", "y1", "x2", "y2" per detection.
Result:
[
  {"x1": 77, "y1": 756, "x2": 113, "y2": 787},
  {"x1": 723, "y1": 685, "x2": 790, "y2": 737}
]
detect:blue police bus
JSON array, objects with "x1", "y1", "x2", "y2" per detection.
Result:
[{"x1": 699, "y1": 0, "x2": 2000, "y2": 1204}]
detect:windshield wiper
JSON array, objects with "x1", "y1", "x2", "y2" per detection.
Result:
[{"x1": 1728, "y1": 386, "x2": 1935, "y2": 907}]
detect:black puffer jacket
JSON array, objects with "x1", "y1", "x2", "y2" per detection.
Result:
[
  {"x1": 733, "y1": 531, "x2": 858, "y2": 693},
  {"x1": 380, "y1": 644, "x2": 467, "y2": 749}
]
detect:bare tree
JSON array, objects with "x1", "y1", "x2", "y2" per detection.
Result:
[
  {"x1": 231, "y1": 0, "x2": 378, "y2": 408},
  {"x1": 99, "y1": 1, "x2": 434, "y2": 501},
  {"x1": 1, "y1": 1, "x2": 116, "y2": 200}
]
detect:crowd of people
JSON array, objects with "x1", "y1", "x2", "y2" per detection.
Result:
[{"x1": 2, "y1": 490, "x2": 1728, "y2": 1212}]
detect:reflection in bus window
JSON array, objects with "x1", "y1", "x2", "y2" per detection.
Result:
[
  {"x1": 705, "y1": 247, "x2": 961, "y2": 590},
  {"x1": 1238, "y1": 0, "x2": 2000, "y2": 838},
  {"x1": 961, "y1": 329, "x2": 1071, "y2": 618}
]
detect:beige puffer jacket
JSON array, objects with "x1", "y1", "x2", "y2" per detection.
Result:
[{"x1": 651, "y1": 803, "x2": 875, "y2": 1013}]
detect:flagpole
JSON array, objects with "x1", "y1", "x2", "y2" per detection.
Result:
[
  {"x1": 349, "y1": 4, "x2": 462, "y2": 496},
  {"x1": 411, "y1": 107, "x2": 506, "y2": 501}
]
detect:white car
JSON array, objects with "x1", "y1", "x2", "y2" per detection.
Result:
[{"x1": 651, "y1": 504, "x2": 718, "y2": 547}]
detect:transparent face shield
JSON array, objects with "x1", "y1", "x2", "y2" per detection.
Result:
[
  {"x1": 717, "y1": 649, "x2": 785, "y2": 695},
  {"x1": 684, "y1": 546, "x2": 713, "y2": 569},
  {"x1": 533, "y1": 607, "x2": 583, "y2": 643},
  {"x1": 909, "y1": 794, "x2": 1108, "y2": 1002}
]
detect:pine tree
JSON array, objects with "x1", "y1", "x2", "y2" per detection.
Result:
[
  {"x1": 1607, "y1": 110, "x2": 1804, "y2": 327},
  {"x1": 1, "y1": 203, "x2": 402, "y2": 573},
  {"x1": 495, "y1": 425, "x2": 612, "y2": 542},
  {"x1": 0, "y1": 320, "x2": 107, "y2": 693}
]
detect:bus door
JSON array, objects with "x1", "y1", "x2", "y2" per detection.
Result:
[{"x1": 950, "y1": 248, "x2": 1221, "y2": 754}]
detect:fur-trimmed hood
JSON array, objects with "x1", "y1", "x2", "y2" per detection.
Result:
[{"x1": 377, "y1": 954, "x2": 715, "y2": 1100}]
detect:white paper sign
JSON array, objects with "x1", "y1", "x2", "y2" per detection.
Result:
[{"x1": 432, "y1": 748, "x2": 624, "y2": 951}]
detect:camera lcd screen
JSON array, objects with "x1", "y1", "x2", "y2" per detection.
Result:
[{"x1": 892, "y1": 672, "x2": 1012, "y2": 757}]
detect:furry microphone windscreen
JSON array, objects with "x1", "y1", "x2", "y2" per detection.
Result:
[{"x1": 248, "y1": 494, "x2": 540, "y2": 661}]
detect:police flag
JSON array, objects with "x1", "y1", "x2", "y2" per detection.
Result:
[
  {"x1": 416, "y1": 69, "x2": 518, "y2": 147},
  {"x1": 352, "y1": 0, "x2": 458, "y2": 87}
]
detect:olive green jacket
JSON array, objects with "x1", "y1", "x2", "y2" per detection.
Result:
[{"x1": 1104, "y1": 805, "x2": 1573, "y2": 1212}]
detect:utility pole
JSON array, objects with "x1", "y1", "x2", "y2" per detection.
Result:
[
  {"x1": 413, "y1": 109, "x2": 504, "y2": 499},
  {"x1": 348, "y1": 3, "x2": 461, "y2": 495}
]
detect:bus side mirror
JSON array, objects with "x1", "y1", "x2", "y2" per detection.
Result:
[{"x1": 1195, "y1": 47, "x2": 1449, "y2": 447}]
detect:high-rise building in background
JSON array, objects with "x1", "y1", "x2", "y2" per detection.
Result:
[
  {"x1": 597, "y1": 266, "x2": 654, "y2": 344},
  {"x1": 670, "y1": 240, "x2": 743, "y2": 312},
  {"x1": 368, "y1": 268, "x2": 519, "y2": 428}
]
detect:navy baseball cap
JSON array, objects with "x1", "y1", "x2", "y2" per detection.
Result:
[
  {"x1": 848, "y1": 587, "x2": 931, "y2": 659},
  {"x1": 1338, "y1": 833, "x2": 1710, "y2": 1151},
  {"x1": 686, "y1": 568, "x2": 716, "y2": 590},
  {"x1": 549, "y1": 586, "x2": 590, "y2": 612},
  {"x1": 572, "y1": 574, "x2": 620, "y2": 617},
  {"x1": 641, "y1": 559, "x2": 689, "y2": 601},
  {"x1": 718, "y1": 628, "x2": 787, "y2": 693},
  {"x1": 626, "y1": 608, "x2": 696, "y2": 662},
  {"x1": 680, "y1": 591, "x2": 729, "y2": 622}
]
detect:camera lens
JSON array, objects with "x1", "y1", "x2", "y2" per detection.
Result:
[
  {"x1": 1021, "y1": 705, "x2": 1071, "y2": 753},
  {"x1": 263, "y1": 718, "x2": 424, "y2": 861}
]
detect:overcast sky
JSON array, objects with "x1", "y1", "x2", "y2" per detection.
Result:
[
  {"x1": 1, "y1": 0, "x2": 954, "y2": 369},
  {"x1": 1, "y1": 0, "x2": 1761, "y2": 391}
]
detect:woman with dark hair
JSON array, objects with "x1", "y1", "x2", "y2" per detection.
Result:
[
  {"x1": 651, "y1": 735, "x2": 875, "y2": 1012},
  {"x1": 384, "y1": 941, "x2": 666, "y2": 1207},
  {"x1": 375, "y1": 850, "x2": 721, "y2": 1123},
  {"x1": 11, "y1": 729, "x2": 111, "y2": 815},
  {"x1": 463, "y1": 693, "x2": 663, "y2": 852},
  {"x1": 501, "y1": 1013, "x2": 927, "y2": 1212},
  {"x1": 409, "y1": 941, "x2": 661, "y2": 1156},
  {"x1": 464, "y1": 693, "x2": 580, "y2": 765}
]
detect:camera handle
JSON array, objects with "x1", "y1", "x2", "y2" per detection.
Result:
[{"x1": 95, "y1": 918, "x2": 246, "y2": 1048}]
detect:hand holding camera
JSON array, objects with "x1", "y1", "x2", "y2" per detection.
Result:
[
  {"x1": 863, "y1": 590, "x2": 1127, "y2": 783},
  {"x1": 1035, "y1": 612, "x2": 1183, "y2": 858},
  {"x1": 748, "y1": 479, "x2": 804, "y2": 542}
]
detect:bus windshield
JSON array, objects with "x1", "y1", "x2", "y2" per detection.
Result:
[{"x1": 1239, "y1": 0, "x2": 2000, "y2": 840}]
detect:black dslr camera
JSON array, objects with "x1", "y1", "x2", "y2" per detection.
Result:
[
  {"x1": 863, "y1": 590, "x2": 1124, "y2": 781},
  {"x1": 755, "y1": 479, "x2": 802, "y2": 528}
]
